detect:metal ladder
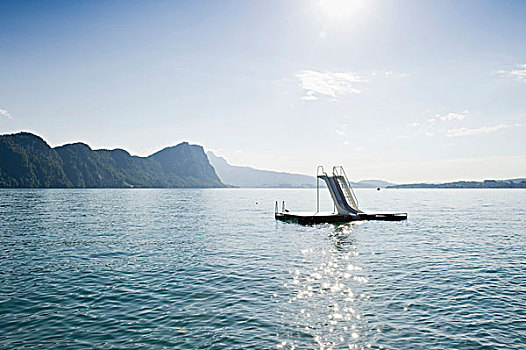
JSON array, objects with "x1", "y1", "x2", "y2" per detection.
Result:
[{"x1": 333, "y1": 166, "x2": 360, "y2": 212}]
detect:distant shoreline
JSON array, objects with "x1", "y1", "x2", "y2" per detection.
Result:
[{"x1": 387, "y1": 180, "x2": 526, "y2": 189}]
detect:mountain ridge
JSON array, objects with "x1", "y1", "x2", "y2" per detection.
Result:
[
  {"x1": 5, "y1": 132, "x2": 518, "y2": 189},
  {"x1": 388, "y1": 179, "x2": 526, "y2": 189},
  {"x1": 0, "y1": 132, "x2": 224, "y2": 188},
  {"x1": 207, "y1": 151, "x2": 397, "y2": 188},
  {"x1": 207, "y1": 151, "x2": 315, "y2": 188}
]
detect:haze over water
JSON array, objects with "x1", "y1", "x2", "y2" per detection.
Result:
[{"x1": 1, "y1": 188, "x2": 525, "y2": 349}]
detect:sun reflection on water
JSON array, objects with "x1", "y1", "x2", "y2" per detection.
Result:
[{"x1": 277, "y1": 224, "x2": 379, "y2": 349}]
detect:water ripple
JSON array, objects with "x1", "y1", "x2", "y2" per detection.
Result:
[{"x1": 1, "y1": 189, "x2": 525, "y2": 349}]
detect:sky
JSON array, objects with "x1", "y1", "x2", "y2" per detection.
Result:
[{"x1": 1, "y1": 0, "x2": 525, "y2": 183}]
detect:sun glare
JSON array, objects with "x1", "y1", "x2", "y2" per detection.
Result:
[{"x1": 318, "y1": 0, "x2": 365, "y2": 20}]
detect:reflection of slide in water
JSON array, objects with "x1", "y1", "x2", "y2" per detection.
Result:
[{"x1": 275, "y1": 166, "x2": 407, "y2": 224}]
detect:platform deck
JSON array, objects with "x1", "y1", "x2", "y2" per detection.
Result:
[{"x1": 275, "y1": 211, "x2": 407, "y2": 225}]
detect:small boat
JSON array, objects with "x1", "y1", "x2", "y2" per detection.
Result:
[{"x1": 275, "y1": 166, "x2": 407, "y2": 224}]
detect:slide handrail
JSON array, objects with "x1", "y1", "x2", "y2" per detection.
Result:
[{"x1": 333, "y1": 166, "x2": 359, "y2": 208}]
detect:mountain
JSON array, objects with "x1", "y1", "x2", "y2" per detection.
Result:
[
  {"x1": 0, "y1": 131, "x2": 403, "y2": 189},
  {"x1": 207, "y1": 151, "x2": 316, "y2": 188},
  {"x1": 207, "y1": 151, "x2": 396, "y2": 188},
  {"x1": 0, "y1": 132, "x2": 71, "y2": 187},
  {"x1": 54, "y1": 142, "x2": 167, "y2": 188},
  {"x1": 0, "y1": 132, "x2": 224, "y2": 188},
  {"x1": 388, "y1": 179, "x2": 526, "y2": 189},
  {"x1": 150, "y1": 142, "x2": 223, "y2": 187},
  {"x1": 352, "y1": 179, "x2": 395, "y2": 188}
]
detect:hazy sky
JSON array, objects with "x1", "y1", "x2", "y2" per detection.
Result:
[{"x1": 1, "y1": 0, "x2": 525, "y2": 182}]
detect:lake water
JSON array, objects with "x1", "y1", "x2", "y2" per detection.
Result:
[{"x1": 0, "y1": 188, "x2": 525, "y2": 349}]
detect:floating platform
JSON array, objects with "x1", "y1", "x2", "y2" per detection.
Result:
[
  {"x1": 275, "y1": 211, "x2": 407, "y2": 225},
  {"x1": 275, "y1": 166, "x2": 407, "y2": 225}
]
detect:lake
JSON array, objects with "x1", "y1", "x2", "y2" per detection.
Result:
[{"x1": 1, "y1": 188, "x2": 525, "y2": 349}]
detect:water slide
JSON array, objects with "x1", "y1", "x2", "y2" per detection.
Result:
[{"x1": 319, "y1": 175, "x2": 361, "y2": 215}]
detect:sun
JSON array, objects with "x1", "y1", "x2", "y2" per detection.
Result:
[{"x1": 318, "y1": 0, "x2": 366, "y2": 20}]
